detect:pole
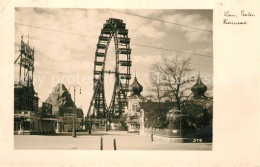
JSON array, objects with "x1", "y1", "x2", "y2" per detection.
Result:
[
  {"x1": 32, "y1": 47, "x2": 34, "y2": 83},
  {"x1": 99, "y1": 119, "x2": 100, "y2": 131},
  {"x1": 179, "y1": 111, "x2": 182, "y2": 138},
  {"x1": 100, "y1": 137, "x2": 103, "y2": 150},
  {"x1": 180, "y1": 121, "x2": 182, "y2": 137},
  {"x1": 88, "y1": 118, "x2": 92, "y2": 134},
  {"x1": 19, "y1": 36, "x2": 22, "y2": 83},
  {"x1": 113, "y1": 139, "x2": 117, "y2": 150},
  {"x1": 19, "y1": 54, "x2": 22, "y2": 83},
  {"x1": 72, "y1": 87, "x2": 76, "y2": 138},
  {"x1": 105, "y1": 113, "x2": 108, "y2": 131},
  {"x1": 168, "y1": 119, "x2": 170, "y2": 137},
  {"x1": 104, "y1": 120, "x2": 106, "y2": 131},
  {"x1": 69, "y1": 85, "x2": 81, "y2": 137}
]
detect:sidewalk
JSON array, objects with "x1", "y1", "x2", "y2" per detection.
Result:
[{"x1": 14, "y1": 131, "x2": 212, "y2": 150}]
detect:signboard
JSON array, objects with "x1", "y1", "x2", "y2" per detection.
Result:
[
  {"x1": 172, "y1": 129, "x2": 178, "y2": 133},
  {"x1": 21, "y1": 41, "x2": 34, "y2": 57},
  {"x1": 20, "y1": 41, "x2": 34, "y2": 71}
]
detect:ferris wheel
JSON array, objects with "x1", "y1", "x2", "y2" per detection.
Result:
[{"x1": 87, "y1": 18, "x2": 132, "y2": 121}]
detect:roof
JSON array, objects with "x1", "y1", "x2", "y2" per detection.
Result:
[
  {"x1": 129, "y1": 75, "x2": 143, "y2": 96},
  {"x1": 191, "y1": 74, "x2": 208, "y2": 98}
]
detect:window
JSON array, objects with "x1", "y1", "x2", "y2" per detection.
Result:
[
  {"x1": 14, "y1": 122, "x2": 20, "y2": 130},
  {"x1": 131, "y1": 124, "x2": 134, "y2": 129},
  {"x1": 132, "y1": 104, "x2": 138, "y2": 112},
  {"x1": 23, "y1": 121, "x2": 30, "y2": 130}
]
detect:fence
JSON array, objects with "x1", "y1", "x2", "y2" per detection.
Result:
[{"x1": 143, "y1": 128, "x2": 181, "y2": 138}]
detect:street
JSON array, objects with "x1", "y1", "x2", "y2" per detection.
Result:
[{"x1": 14, "y1": 131, "x2": 212, "y2": 150}]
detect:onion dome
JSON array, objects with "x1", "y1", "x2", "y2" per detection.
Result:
[
  {"x1": 191, "y1": 74, "x2": 207, "y2": 99},
  {"x1": 129, "y1": 75, "x2": 143, "y2": 96}
]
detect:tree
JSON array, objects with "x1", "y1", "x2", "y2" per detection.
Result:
[
  {"x1": 150, "y1": 56, "x2": 193, "y2": 110},
  {"x1": 148, "y1": 72, "x2": 165, "y2": 104},
  {"x1": 147, "y1": 71, "x2": 167, "y2": 119},
  {"x1": 145, "y1": 109, "x2": 167, "y2": 129},
  {"x1": 142, "y1": 101, "x2": 174, "y2": 129},
  {"x1": 119, "y1": 114, "x2": 128, "y2": 130},
  {"x1": 181, "y1": 99, "x2": 213, "y2": 139}
]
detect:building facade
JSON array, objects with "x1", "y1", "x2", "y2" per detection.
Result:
[
  {"x1": 45, "y1": 83, "x2": 84, "y2": 132},
  {"x1": 125, "y1": 75, "x2": 144, "y2": 132},
  {"x1": 14, "y1": 36, "x2": 58, "y2": 135},
  {"x1": 14, "y1": 82, "x2": 57, "y2": 135},
  {"x1": 181, "y1": 74, "x2": 213, "y2": 140}
]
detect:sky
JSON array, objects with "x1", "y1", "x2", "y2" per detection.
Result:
[{"x1": 14, "y1": 8, "x2": 213, "y2": 115}]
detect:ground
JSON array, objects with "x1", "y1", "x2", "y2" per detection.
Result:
[{"x1": 14, "y1": 131, "x2": 212, "y2": 150}]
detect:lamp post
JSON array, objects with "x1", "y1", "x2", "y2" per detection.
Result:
[{"x1": 69, "y1": 85, "x2": 81, "y2": 138}]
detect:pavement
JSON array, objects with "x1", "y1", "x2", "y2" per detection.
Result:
[{"x1": 14, "y1": 131, "x2": 212, "y2": 150}]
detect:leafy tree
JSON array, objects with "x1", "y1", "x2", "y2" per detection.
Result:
[
  {"x1": 143, "y1": 102, "x2": 171, "y2": 129},
  {"x1": 181, "y1": 99, "x2": 213, "y2": 138},
  {"x1": 112, "y1": 114, "x2": 128, "y2": 130}
]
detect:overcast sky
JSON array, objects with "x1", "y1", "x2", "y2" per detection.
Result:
[{"x1": 15, "y1": 8, "x2": 213, "y2": 114}]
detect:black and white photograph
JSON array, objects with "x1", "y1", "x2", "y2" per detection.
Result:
[
  {"x1": 14, "y1": 8, "x2": 213, "y2": 150},
  {"x1": 1, "y1": 0, "x2": 260, "y2": 166}
]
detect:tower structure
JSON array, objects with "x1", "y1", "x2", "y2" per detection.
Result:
[
  {"x1": 125, "y1": 74, "x2": 144, "y2": 132},
  {"x1": 14, "y1": 36, "x2": 40, "y2": 135},
  {"x1": 14, "y1": 36, "x2": 38, "y2": 113},
  {"x1": 181, "y1": 73, "x2": 213, "y2": 140}
]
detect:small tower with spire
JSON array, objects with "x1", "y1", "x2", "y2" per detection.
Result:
[
  {"x1": 129, "y1": 71, "x2": 143, "y2": 97},
  {"x1": 191, "y1": 73, "x2": 207, "y2": 99},
  {"x1": 125, "y1": 71, "x2": 144, "y2": 132}
]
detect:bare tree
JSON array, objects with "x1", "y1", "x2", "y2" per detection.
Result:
[
  {"x1": 148, "y1": 72, "x2": 165, "y2": 105},
  {"x1": 150, "y1": 56, "x2": 193, "y2": 110}
]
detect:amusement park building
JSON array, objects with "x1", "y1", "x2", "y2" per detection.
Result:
[
  {"x1": 45, "y1": 83, "x2": 84, "y2": 132},
  {"x1": 124, "y1": 75, "x2": 147, "y2": 132},
  {"x1": 14, "y1": 81, "x2": 58, "y2": 135},
  {"x1": 124, "y1": 75, "x2": 177, "y2": 133},
  {"x1": 124, "y1": 74, "x2": 212, "y2": 139},
  {"x1": 14, "y1": 37, "x2": 57, "y2": 135}
]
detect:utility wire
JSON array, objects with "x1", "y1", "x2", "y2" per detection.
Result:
[
  {"x1": 107, "y1": 9, "x2": 213, "y2": 33},
  {"x1": 15, "y1": 22, "x2": 213, "y2": 59},
  {"x1": 132, "y1": 43, "x2": 212, "y2": 58},
  {"x1": 107, "y1": 51, "x2": 212, "y2": 68},
  {"x1": 15, "y1": 23, "x2": 97, "y2": 39}
]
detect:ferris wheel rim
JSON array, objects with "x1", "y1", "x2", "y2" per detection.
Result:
[{"x1": 88, "y1": 18, "x2": 132, "y2": 119}]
